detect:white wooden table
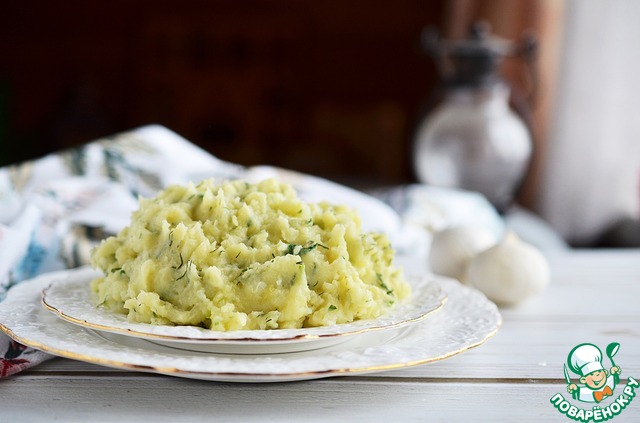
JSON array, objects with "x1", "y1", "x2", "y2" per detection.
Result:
[{"x1": 1, "y1": 250, "x2": 639, "y2": 422}]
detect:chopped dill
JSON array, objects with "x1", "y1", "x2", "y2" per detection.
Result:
[
  {"x1": 285, "y1": 241, "x2": 320, "y2": 256},
  {"x1": 172, "y1": 252, "x2": 184, "y2": 270},
  {"x1": 176, "y1": 260, "x2": 192, "y2": 281},
  {"x1": 187, "y1": 193, "x2": 204, "y2": 201},
  {"x1": 110, "y1": 268, "x2": 126, "y2": 277},
  {"x1": 376, "y1": 273, "x2": 394, "y2": 296}
]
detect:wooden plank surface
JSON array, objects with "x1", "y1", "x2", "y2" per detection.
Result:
[
  {"x1": 1, "y1": 250, "x2": 639, "y2": 422},
  {"x1": 1, "y1": 377, "x2": 639, "y2": 423}
]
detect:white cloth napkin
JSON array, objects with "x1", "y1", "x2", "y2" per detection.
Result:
[{"x1": 0, "y1": 125, "x2": 504, "y2": 377}]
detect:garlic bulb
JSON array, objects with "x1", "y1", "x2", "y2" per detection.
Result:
[
  {"x1": 429, "y1": 226, "x2": 496, "y2": 283},
  {"x1": 467, "y1": 232, "x2": 550, "y2": 305}
]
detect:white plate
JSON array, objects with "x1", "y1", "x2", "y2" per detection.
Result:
[
  {"x1": 40, "y1": 267, "x2": 446, "y2": 354},
  {"x1": 0, "y1": 268, "x2": 501, "y2": 382}
]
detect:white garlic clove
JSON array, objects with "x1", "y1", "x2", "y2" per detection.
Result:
[
  {"x1": 467, "y1": 232, "x2": 550, "y2": 306},
  {"x1": 428, "y1": 225, "x2": 497, "y2": 283}
]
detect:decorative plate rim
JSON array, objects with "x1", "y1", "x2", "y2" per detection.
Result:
[
  {"x1": 40, "y1": 266, "x2": 447, "y2": 344},
  {"x1": 0, "y1": 269, "x2": 502, "y2": 382}
]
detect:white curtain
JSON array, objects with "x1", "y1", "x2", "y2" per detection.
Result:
[{"x1": 539, "y1": 0, "x2": 640, "y2": 246}]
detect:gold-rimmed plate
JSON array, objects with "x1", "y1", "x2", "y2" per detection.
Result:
[
  {"x1": 0, "y1": 268, "x2": 501, "y2": 382},
  {"x1": 40, "y1": 267, "x2": 446, "y2": 354}
]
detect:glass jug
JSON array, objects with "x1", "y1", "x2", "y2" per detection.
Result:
[{"x1": 413, "y1": 22, "x2": 536, "y2": 212}]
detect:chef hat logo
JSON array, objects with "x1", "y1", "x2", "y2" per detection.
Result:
[{"x1": 568, "y1": 343, "x2": 605, "y2": 377}]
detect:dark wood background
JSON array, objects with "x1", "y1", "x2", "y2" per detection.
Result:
[
  {"x1": 0, "y1": 1, "x2": 449, "y2": 186},
  {"x1": 1, "y1": 1, "x2": 559, "y2": 200}
]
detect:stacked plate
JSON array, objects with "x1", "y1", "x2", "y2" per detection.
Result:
[{"x1": 0, "y1": 266, "x2": 501, "y2": 382}]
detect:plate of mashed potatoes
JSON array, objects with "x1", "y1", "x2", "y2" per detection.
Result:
[{"x1": 42, "y1": 178, "x2": 446, "y2": 353}]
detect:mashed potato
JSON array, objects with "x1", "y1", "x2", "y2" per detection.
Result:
[{"x1": 91, "y1": 178, "x2": 410, "y2": 331}]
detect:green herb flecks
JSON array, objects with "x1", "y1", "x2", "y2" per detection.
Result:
[
  {"x1": 328, "y1": 305, "x2": 337, "y2": 311},
  {"x1": 187, "y1": 193, "x2": 204, "y2": 202},
  {"x1": 176, "y1": 260, "x2": 193, "y2": 281},
  {"x1": 285, "y1": 241, "x2": 321, "y2": 256},
  {"x1": 110, "y1": 267, "x2": 126, "y2": 277},
  {"x1": 172, "y1": 252, "x2": 184, "y2": 270},
  {"x1": 376, "y1": 273, "x2": 394, "y2": 296}
]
